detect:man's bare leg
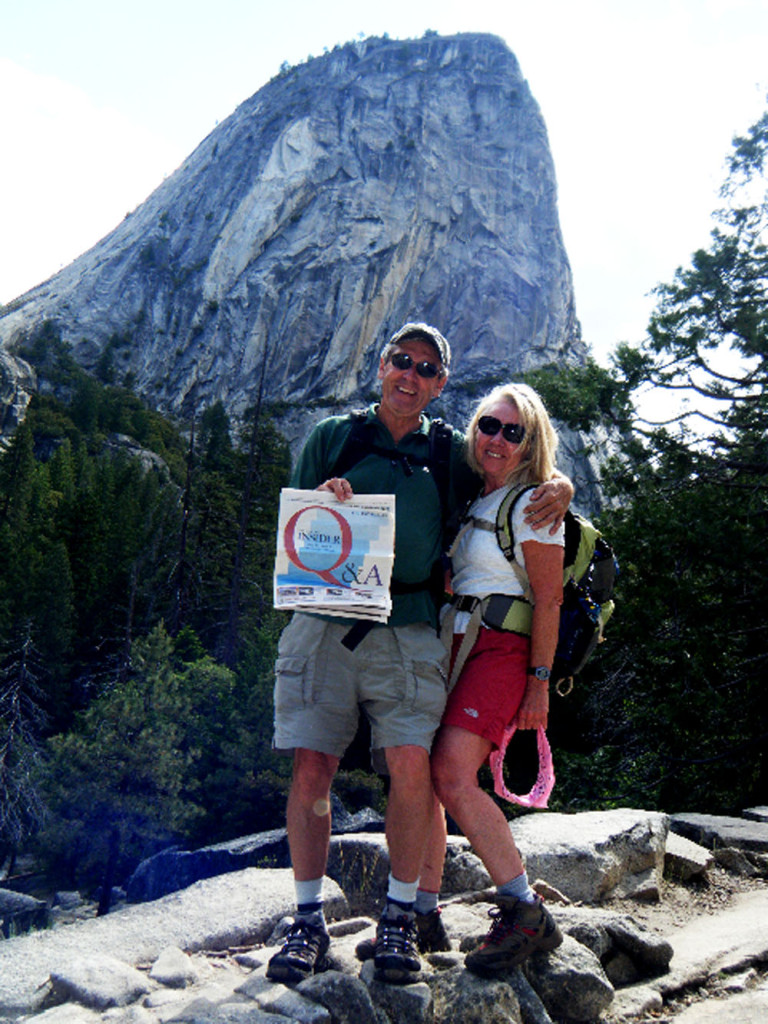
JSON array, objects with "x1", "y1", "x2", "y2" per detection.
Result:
[
  {"x1": 371, "y1": 743, "x2": 434, "y2": 981},
  {"x1": 267, "y1": 748, "x2": 340, "y2": 982},
  {"x1": 418, "y1": 791, "x2": 447, "y2": 894},
  {"x1": 286, "y1": 747, "x2": 340, "y2": 880},
  {"x1": 384, "y1": 743, "x2": 433, "y2": 883}
]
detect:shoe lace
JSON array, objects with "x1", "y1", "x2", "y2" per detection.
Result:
[
  {"x1": 484, "y1": 906, "x2": 520, "y2": 947},
  {"x1": 282, "y1": 919, "x2": 321, "y2": 955},
  {"x1": 379, "y1": 915, "x2": 417, "y2": 954}
]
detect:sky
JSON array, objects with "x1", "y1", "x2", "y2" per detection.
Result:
[{"x1": 2, "y1": 0, "x2": 767, "y2": 368}]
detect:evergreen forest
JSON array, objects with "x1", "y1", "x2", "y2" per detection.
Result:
[{"x1": 0, "y1": 106, "x2": 766, "y2": 907}]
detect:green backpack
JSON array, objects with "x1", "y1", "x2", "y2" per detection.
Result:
[{"x1": 489, "y1": 483, "x2": 618, "y2": 689}]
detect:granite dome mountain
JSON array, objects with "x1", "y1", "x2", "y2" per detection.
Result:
[{"x1": 0, "y1": 32, "x2": 594, "y2": 483}]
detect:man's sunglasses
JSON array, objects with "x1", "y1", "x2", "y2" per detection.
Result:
[
  {"x1": 478, "y1": 415, "x2": 526, "y2": 445},
  {"x1": 389, "y1": 351, "x2": 442, "y2": 379}
]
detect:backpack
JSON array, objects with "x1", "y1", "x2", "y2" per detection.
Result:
[
  {"x1": 441, "y1": 482, "x2": 617, "y2": 809},
  {"x1": 494, "y1": 483, "x2": 618, "y2": 691}
]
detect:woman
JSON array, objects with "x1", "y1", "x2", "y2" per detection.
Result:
[{"x1": 430, "y1": 382, "x2": 565, "y2": 975}]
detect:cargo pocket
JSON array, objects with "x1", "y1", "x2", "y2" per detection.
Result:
[
  {"x1": 274, "y1": 654, "x2": 312, "y2": 712},
  {"x1": 410, "y1": 657, "x2": 450, "y2": 720},
  {"x1": 395, "y1": 625, "x2": 450, "y2": 717}
]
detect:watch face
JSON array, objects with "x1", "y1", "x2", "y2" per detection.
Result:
[{"x1": 532, "y1": 667, "x2": 550, "y2": 680}]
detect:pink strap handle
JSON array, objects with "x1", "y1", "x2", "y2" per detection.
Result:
[{"x1": 489, "y1": 721, "x2": 555, "y2": 809}]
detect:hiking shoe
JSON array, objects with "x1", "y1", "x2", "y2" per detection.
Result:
[
  {"x1": 266, "y1": 916, "x2": 330, "y2": 983},
  {"x1": 373, "y1": 908, "x2": 421, "y2": 983},
  {"x1": 464, "y1": 895, "x2": 563, "y2": 976},
  {"x1": 416, "y1": 906, "x2": 451, "y2": 952},
  {"x1": 356, "y1": 907, "x2": 450, "y2": 961}
]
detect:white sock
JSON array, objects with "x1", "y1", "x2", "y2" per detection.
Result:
[
  {"x1": 497, "y1": 871, "x2": 537, "y2": 903},
  {"x1": 295, "y1": 877, "x2": 324, "y2": 917},
  {"x1": 386, "y1": 873, "x2": 419, "y2": 911}
]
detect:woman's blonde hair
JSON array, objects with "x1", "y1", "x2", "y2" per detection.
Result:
[{"x1": 466, "y1": 383, "x2": 559, "y2": 486}]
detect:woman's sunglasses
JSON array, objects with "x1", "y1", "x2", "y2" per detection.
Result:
[
  {"x1": 477, "y1": 415, "x2": 526, "y2": 445},
  {"x1": 389, "y1": 351, "x2": 442, "y2": 379}
]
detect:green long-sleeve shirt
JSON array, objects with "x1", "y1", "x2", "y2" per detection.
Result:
[{"x1": 290, "y1": 405, "x2": 476, "y2": 627}]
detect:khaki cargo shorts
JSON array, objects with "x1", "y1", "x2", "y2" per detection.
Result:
[{"x1": 273, "y1": 612, "x2": 449, "y2": 766}]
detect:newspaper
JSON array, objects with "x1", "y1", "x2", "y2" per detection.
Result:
[{"x1": 273, "y1": 488, "x2": 395, "y2": 621}]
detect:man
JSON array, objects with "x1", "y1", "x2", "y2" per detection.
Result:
[{"x1": 267, "y1": 323, "x2": 570, "y2": 985}]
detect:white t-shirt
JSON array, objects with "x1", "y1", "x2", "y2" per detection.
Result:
[{"x1": 449, "y1": 485, "x2": 564, "y2": 632}]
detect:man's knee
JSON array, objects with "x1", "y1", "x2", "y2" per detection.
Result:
[
  {"x1": 430, "y1": 755, "x2": 450, "y2": 806},
  {"x1": 385, "y1": 744, "x2": 431, "y2": 795},
  {"x1": 290, "y1": 748, "x2": 339, "y2": 803}
]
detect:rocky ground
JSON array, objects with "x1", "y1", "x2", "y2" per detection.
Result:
[
  {"x1": 37, "y1": 859, "x2": 768, "y2": 1023},
  {"x1": 3, "y1": 810, "x2": 767, "y2": 1023},
  {"x1": 599, "y1": 868, "x2": 768, "y2": 1022},
  {"x1": 604, "y1": 863, "x2": 763, "y2": 934}
]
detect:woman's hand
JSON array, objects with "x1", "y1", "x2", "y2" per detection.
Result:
[
  {"x1": 317, "y1": 477, "x2": 354, "y2": 501},
  {"x1": 516, "y1": 679, "x2": 549, "y2": 730},
  {"x1": 523, "y1": 473, "x2": 573, "y2": 535}
]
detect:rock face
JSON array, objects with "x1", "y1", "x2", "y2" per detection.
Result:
[
  {"x1": 0, "y1": 33, "x2": 584, "y2": 452},
  {"x1": 0, "y1": 347, "x2": 34, "y2": 437}
]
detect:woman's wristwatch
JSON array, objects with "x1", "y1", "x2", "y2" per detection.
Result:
[{"x1": 527, "y1": 666, "x2": 551, "y2": 681}]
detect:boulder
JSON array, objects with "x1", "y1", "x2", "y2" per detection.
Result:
[
  {"x1": 742, "y1": 806, "x2": 768, "y2": 824},
  {"x1": 299, "y1": 970, "x2": 381, "y2": 1024},
  {"x1": 256, "y1": 980, "x2": 336, "y2": 1022},
  {"x1": 0, "y1": 888, "x2": 48, "y2": 938},
  {"x1": 148, "y1": 946, "x2": 200, "y2": 988},
  {"x1": 670, "y1": 812, "x2": 768, "y2": 853},
  {"x1": 670, "y1": 812, "x2": 768, "y2": 877},
  {"x1": 127, "y1": 796, "x2": 384, "y2": 903},
  {"x1": 52, "y1": 892, "x2": 83, "y2": 911},
  {"x1": 523, "y1": 935, "x2": 614, "y2": 1022},
  {"x1": 126, "y1": 831, "x2": 291, "y2": 903},
  {"x1": 48, "y1": 955, "x2": 150, "y2": 1011},
  {"x1": 325, "y1": 808, "x2": 670, "y2": 913},
  {"x1": 665, "y1": 830, "x2": 714, "y2": 881},
  {"x1": 511, "y1": 808, "x2": 669, "y2": 903},
  {"x1": 427, "y1": 967, "x2": 525, "y2": 1023},
  {"x1": 556, "y1": 905, "x2": 673, "y2": 982}
]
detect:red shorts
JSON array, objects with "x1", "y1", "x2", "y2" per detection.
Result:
[{"x1": 441, "y1": 629, "x2": 530, "y2": 749}]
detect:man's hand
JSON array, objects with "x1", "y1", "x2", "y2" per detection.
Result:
[
  {"x1": 523, "y1": 474, "x2": 573, "y2": 534},
  {"x1": 317, "y1": 477, "x2": 354, "y2": 501}
]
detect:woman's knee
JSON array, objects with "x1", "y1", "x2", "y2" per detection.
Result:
[{"x1": 430, "y1": 749, "x2": 465, "y2": 807}]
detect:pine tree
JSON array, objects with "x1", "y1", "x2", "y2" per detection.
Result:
[{"x1": 533, "y1": 105, "x2": 768, "y2": 811}]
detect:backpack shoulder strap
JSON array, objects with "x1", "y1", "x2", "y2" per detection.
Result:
[
  {"x1": 328, "y1": 409, "x2": 375, "y2": 480},
  {"x1": 497, "y1": 486, "x2": 588, "y2": 583},
  {"x1": 427, "y1": 417, "x2": 453, "y2": 527},
  {"x1": 495, "y1": 482, "x2": 538, "y2": 601},
  {"x1": 495, "y1": 483, "x2": 539, "y2": 562}
]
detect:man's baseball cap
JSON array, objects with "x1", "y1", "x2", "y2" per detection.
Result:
[{"x1": 386, "y1": 322, "x2": 451, "y2": 370}]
